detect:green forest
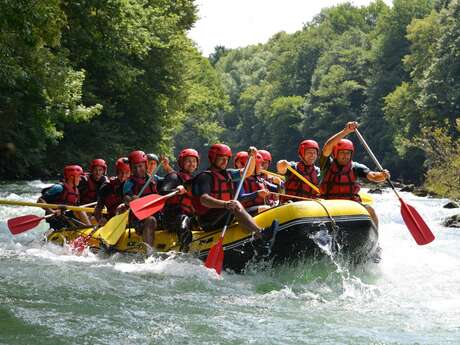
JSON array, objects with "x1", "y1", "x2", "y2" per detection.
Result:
[{"x1": 1, "y1": 0, "x2": 459, "y2": 198}]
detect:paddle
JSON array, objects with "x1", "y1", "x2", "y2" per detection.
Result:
[
  {"x1": 68, "y1": 226, "x2": 100, "y2": 254},
  {"x1": 205, "y1": 156, "x2": 254, "y2": 274},
  {"x1": 354, "y1": 129, "x2": 435, "y2": 245},
  {"x1": 284, "y1": 165, "x2": 373, "y2": 204},
  {"x1": 261, "y1": 170, "x2": 286, "y2": 181},
  {"x1": 286, "y1": 165, "x2": 321, "y2": 194},
  {"x1": 99, "y1": 169, "x2": 158, "y2": 246},
  {"x1": 268, "y1": 192, "x2": 311, "y2": 201},
  {"x1": 7, "y1": 202, "x2": 97, "y2": 235},
  {"x1": 0, "y1": 199, "x2": 98, "y2": 212},
  {"x1": 130, "y1": 191, "x2": 179, "y2": 220}
]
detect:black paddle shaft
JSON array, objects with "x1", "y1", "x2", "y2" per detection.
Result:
[{"x1": 354, "y1": 129, "x2": 399, "y2": 195}]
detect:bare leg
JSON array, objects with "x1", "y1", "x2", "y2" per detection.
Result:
[
  {"x1": 141, "y1": 216, "x2": 157, "y2": 247},
  {"x1": 232, "y1": 201, "x2": 261, "y2": 234}
]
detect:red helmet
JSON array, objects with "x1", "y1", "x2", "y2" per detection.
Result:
[
  {"x1": 128, "y1": 150, "x2": 147, "y2": 165},
  {"x1": 255, "y1": 152, "x2": 264, "y2": 167},
  {"x1": 89, "y1": 158, "x2": 107, "y2": 173},
  {"x1": 64, "y1": 165, "x2": 83, "y2": 180},
  {"x1": 234, "y1": 151, "x2": 249, "y2": 167},
  {"x1": 258, "y1": 149, "x2": 272, "y2": 163},
  {"x1": 298, "y1": 140, "x2": 320, "y2": 158},
  {"x1": 115, "y1": 157, "x2": 130, "y2": 173},
  {"x1": 332, "y1": 139, "x2": 354, "y2": 158},
  {"x1": 208, "y1": 144, "x2": 232, "y2": 163},
  {"x1": 178, "y1": 148, "x2": 200, "y2": 169}
]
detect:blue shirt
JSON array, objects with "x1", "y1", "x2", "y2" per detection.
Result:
[{"x1": 41, "y1": 184, "x2": 64, "y2": 203}]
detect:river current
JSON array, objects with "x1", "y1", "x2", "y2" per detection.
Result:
[{"x1": 1, "y1": 181, "x2": 459, "y2": 345}]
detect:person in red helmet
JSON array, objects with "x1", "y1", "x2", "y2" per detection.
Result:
[
  {"x1": 258, "y1": 150, "x2": 272, "y2": 171},
  {"x1": 94, "y1": 157, "x2": 131, "y2": 225},
  {"x1": 277, "y1": 139, "x2": 321, "y2": 201},
  {"x1": 192, "y1": 144, "x2": 278, "y2": 238},
  {"x1": 234, "y1": 151, "x2": 249, "y2": 169},
  {"x1": 79, "y1": 158, "x2": 109, "y2": 205},
  {"x1": 240, "y1": 152, "x2": 283, "y2": 215},
  {"x1": 158, "y1": 148, "x2": 198, "y2": 251},
  {"x1": 320, "y1": 121, "x2": 390, "y2": 226},
  {"x1": 38, "y1": 165, "x2": 90, "y2": 230},
  {"x1": 122, "y1": 150, "x2": 160, "y2": 247}
]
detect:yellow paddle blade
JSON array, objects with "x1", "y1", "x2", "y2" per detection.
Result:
[
  {"x1": 359, "y1": 192, "x2": 374, "y2": 205},
  {"x1": 98, "y1": 211, "x2": 129, "y2": 246},
  {"x1": 286, "y1": 165, "x2": 321, "y2": 194}
]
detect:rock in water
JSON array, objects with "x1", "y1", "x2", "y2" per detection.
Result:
[
  {"x1": 400, "y1": 184, "x2": 415, "y2": 192},
  {"x1": 443, "y1": 214, "x2": 460, "y2": 228},
  {"x1": 368, "y1": 188, "x2": 383, "y2": 194},
  {"x1": 443, "y1": 201, "x2": 459, "y2": 209}
]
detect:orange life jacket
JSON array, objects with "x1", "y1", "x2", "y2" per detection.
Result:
[
  {"x1": 80, "y1": 174, "x2": 107, "y2": 204},
  {"x1": 242, "y1": 175, "x2": 267, "y2": 208},
  {"x1": 101, "y1": 177, "x2": 124, "y2": 217},
  {"x1": 131, "y1": 175, "x2": 157, "y2": 197},
  {"x1": 320, "y1": 160, "x2": 361, "y2": 201},
  {"x1": 284, "y1": 162, "x2": 319, "y2": 199},
  {"x1": 165, "y1": 171, "x2": 194, "y2": 216},
  {"x1": 193, "y1": 170, "x2": 234, "y2": 216}
]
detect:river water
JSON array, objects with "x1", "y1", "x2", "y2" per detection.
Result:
[{"x1": 0, "y1": 181, "x2": 459, "y2": 345}]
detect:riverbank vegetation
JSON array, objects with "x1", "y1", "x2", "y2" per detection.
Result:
[{"x1": 1, "y1": 0, "x2": 459, "y2": 198}]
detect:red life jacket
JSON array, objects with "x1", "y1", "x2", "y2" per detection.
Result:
[
  {"x1": 131, "y1": 175, "x2": 157, "y2": 197},
  {"x1": 165, "y1": 171, "x2": 194, "y2": 215},
  {"x1": 193, "y1": 170, "x2": 234, "y2": 216},
  {"x1": 320, "y1": 160, "x2": 361, "y2": 201},
  {"x1": 42, "y1": 183, "x2": 79, "y2": 205},
  {"x1": 80, "y1": 174, "x2": 107, "y2": 204},
  {"x1": 101, "y1": 177, "x2": 124, "y2": 217},
  {"x1": 242, "y1": 175, "x2": 267, "y2": 208},
  {"x1": 262, "y1": 173, "x2": 278, "y2": 205},
  {"x1": 284, "y1": 162, "x2": 319, "y2": 199}
]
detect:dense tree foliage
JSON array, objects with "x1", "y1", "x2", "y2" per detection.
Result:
[
  {"x1": 213, "y1": 0, "x2": 458, "y2": 197},
  {"x1": 1, "y1": 0, "x2": 458, "y2": 198}
]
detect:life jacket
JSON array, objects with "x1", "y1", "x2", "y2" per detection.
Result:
[
  {"x1": 80, "y1": 174, "x2": 107, "y2": 204},
  {"x1": 42, "y1": 183, "x2": 79, "y2": 205},
  {"x1": 101, "y1": 177, "x2": 124, "y2": 217},
  {"x1": 320, "y1": 160, "x2": 361, "y2": 201},
  {"x1": 261, "y1": 173, "x2": 279, "y2": 205},
  {"x1": 242, "y1": 175, "x2": 267, "y2": 208},
  {"x1": 130, "y1": 175, "x2": 157, "y2": 197},
  {"x1": 165, "y1": 171, "x2": 194, "y2": 216},
  {"x1": 284, "y1": 162, "x2": 319, "y2": 199},
  {"x1": 193, "y1": 170, "x2": 234, "y2": 216}
]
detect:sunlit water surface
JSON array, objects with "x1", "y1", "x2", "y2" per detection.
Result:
[{"x1": 1, "y1": 181, "x2": 459, "y2": 345}]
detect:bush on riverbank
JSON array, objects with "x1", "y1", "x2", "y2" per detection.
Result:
[{"x1": 417, "y1": 120, "x2": 460, "y2": 200}]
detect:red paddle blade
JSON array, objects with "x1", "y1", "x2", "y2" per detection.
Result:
[
  {"x1": 400, "y1": 199, "x2": 435, "y2": 245},
  {"x1": 130, "y1": 194, "x2": 166, "y2": 220},
  {"x1": 7, "y1": 215, "x2": 45, "y2": 235},
  {"x1": 205, "y1": 238, "x2": 224, "y2": 274},
  {"x1": 68, "y1": 235, "x2": 90, "y2": 254}
]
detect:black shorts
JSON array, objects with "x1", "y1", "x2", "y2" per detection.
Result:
[{"x1": 197, "y1": 209, "x2": 234, "y2": 232}]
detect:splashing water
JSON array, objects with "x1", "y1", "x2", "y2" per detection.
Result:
[{"x1": 1, "y1": 182, "x2": 460, "y2": 344}]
